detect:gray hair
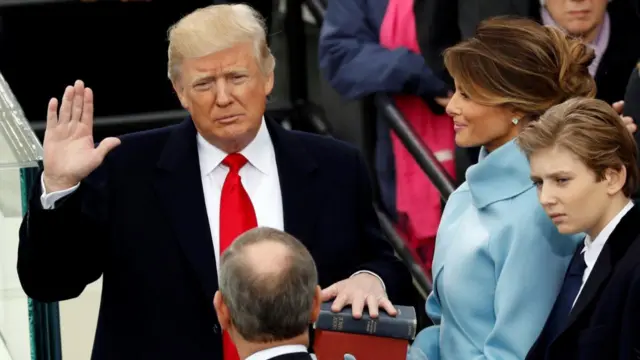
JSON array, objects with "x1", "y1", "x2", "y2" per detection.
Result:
[
  {"x1": 166, "y1": 4, "x2": 276, "y2": 82},
  {"x1": 218, "y1": 227, "x2": 318, "y2": 343}
]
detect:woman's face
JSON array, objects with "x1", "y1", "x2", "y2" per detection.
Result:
[
  {"x1": 445, "y1": 83, "x2": 521, "y2": 152},
  {"x1": 529, "y1": 145, "x2": 622, "y2": 237},
  {"x1": 545, "y1": 0, "x2": 608, "y2": 40}
]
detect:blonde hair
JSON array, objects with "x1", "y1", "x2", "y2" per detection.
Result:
[
  {"x1": 444, "y1": 17, "x2": 596, "y2": 122},
  {"x1": 517, "y1": 97, "x2": 640, "y2": 197},
  {"x1": 167, "y1": 4, "x2": 276, "y2": 82}
]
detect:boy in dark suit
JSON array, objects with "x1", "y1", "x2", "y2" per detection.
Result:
[{"x1": 518, "y1": 97, "x2": 640, "y2": 360}]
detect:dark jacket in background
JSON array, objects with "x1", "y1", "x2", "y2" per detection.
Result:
[
  {"x1": 625, "y1": 66, "x2": 640, "y2": 142},
  {"x1": 625, "y1": 65, "x2": 640, "y2": 201}
]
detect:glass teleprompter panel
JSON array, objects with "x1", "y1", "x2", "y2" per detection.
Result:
[
  {"x1": 0, "y1": 69, "x2": 42, "y2": 360},
  {"x1": 0, "y1": 70, "x2": 43, "y2": 170}
]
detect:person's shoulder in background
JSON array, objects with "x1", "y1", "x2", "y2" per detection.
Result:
[
  {"x1": 625, "y1": 63, "x2": 640, "y2": 113},
  {"x1": 626, "y1": 62, "x2": 640, "y2": 202}
]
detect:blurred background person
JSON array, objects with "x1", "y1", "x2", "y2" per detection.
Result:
[
  {"x1": 214, "y1": 227, "x2": 320, "y2": 360},
  {"x1": 319, "y1": 0, "x2": 457, "y2": 275},
  {"x1": 519, "y1": 97, "x2": 640, "y2": 360},
  {"x1": 538, "y1": 0, "x2": 640, "y2": 106},
  {"x1": 626, "y1": 62, "x2": 640, "y2": 192},
  {"x1": 410, "y1": 18, "x2": 595, "y2": 360}
]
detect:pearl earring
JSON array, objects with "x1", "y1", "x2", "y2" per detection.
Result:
[{"x1": 512, "y1": 117, "x2": 519, "y2": 125}]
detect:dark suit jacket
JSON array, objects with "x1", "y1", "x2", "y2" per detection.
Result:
[
  {"x1": 526, "y1": 205, "x2": 640, "y2": 360},
  {"x1": 17, "y1": 118, "x2": 412, "y2": 360}
]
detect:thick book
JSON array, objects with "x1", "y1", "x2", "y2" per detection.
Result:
[{"x1": 313, "y1": 301, "x2": 417, "y2": 340}]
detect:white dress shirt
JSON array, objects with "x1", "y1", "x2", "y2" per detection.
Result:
[
  {"x1": 197, "y1": 118, "x2": 283, "y2": 272},
  {"x1": 39, "y1": 118, "x2": 384, "y2": 288},
  {"x1": 573, "y1": 200, "x2": 634, "y2": 307},
  {"x1": 245, "y1": 344, "x2": 309, "y2": 360}
]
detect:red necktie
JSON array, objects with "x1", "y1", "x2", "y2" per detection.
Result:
[{"x1": 219, "y1": 153, "x2": 257, "y2": 360}]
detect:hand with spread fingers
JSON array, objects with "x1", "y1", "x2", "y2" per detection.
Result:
[
  {"x1": 42, "y1": 80, "x2": 121, "y2": 193},
  {"x1": 320, "y1": 272, "x2": 397, "y2": 319}
]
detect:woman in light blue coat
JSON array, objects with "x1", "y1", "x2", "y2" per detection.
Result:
[{"x1": 411, "y1": 18, "x2": 594, "y2": 359}]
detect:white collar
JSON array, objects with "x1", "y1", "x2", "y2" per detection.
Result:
[
  {"x1": 196, "y1": 117, "x2": 273, "y2": 176},
  {"x1": 581, "y1": 201, "x2": 634, "y2": 265},
  {"x1": 245, "y1": 344, "x2": 308, "y2": 360}
]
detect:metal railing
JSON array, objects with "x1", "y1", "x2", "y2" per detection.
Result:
[{"x1": 375, "y1": 94, "x2": 456, "y2": 201}]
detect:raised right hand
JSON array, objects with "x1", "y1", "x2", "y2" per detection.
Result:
[{"x1": 42, "y1": 80, "x2": 121, "y2": 193}]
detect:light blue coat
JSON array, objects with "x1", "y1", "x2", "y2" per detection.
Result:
[{"x1": 412, "y1": 139, "x2": 583, "y2": 360}]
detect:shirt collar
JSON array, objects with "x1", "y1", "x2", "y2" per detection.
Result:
[
  {"x1": 582, "y1": 201, "x2": 634, "y2": 262},
  {"x1": 197, "y1": 117, "x2": 273, "y2": 176},
  {"x1": 245, "y1": 344, "x2": 308, "y2": 360}
]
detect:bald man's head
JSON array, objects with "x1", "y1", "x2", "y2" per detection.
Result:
[
  {"x1": 243, "y1": 240, "x2": 291, "y2": 277},
  {"x1": 216, "y1": 227, "x2": 319, "y2": 343}
]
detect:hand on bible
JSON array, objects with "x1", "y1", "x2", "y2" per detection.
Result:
[
  {"x1": 42, "y1": 80, "x2": 120, "y2": 192},
  {"x1": 320, "y1": 273, "x2": 396, "y2": 319}
]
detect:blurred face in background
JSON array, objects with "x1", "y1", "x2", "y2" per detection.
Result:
[
  {"x1": 173, "y1": 42, "x2": 274, "y2": 153},
  {"x1": 529, "y1": 145, "x2": 624, "y2": 237},
  {"x1": 544, "y1": 0, "x2": 609, "y2": 42},
  {"x1": 445, "y1": 81, "x2": 522, "y2": 152}
]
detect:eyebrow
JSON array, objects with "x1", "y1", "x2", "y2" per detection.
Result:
[
  {"x1": 191, "y1": 69, "x2": 250, "y2": 84},
  {"x1": 530, "y1": 171, "x2": 573, "y2": 181}
]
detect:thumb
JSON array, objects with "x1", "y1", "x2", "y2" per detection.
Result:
[
  {"x1": 94, "y1": 137, "x2": 121, "y2": 160},
  {"x1": 320, "y1": 282, "x2": 340, "y2": 301},
  {"x1": 612, "y1": 101, "x2": 624, "y2": 114}
]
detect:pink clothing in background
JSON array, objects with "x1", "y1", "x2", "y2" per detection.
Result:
[{"x1": 379, "y1": 0, "x2": 456, "y2": 246}]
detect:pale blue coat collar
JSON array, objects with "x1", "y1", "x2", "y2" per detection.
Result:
[{"x1": 465, "y1": 139, "x2": 534, "y2": 209}]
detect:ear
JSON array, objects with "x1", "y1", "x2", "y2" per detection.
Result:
[
  {"x1": 171, "y1": 79, "x2": 190, "y2": 110},
  {"x1": 263, "y1": 71, "x2": 275, "y2": 96},
  {"x1": 310, "y1": 285, "x2": 322, "y2": 324},
  {"x1": 213, "y1": 291, "x2": 232, "y2": 331},
  {"x1": 604, "y1": 166, "x2": 627, "y2": 196}
]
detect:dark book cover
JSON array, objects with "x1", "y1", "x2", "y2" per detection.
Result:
[{"x1": 313, "y1": 301, "x2": 417, "y2": 340}]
